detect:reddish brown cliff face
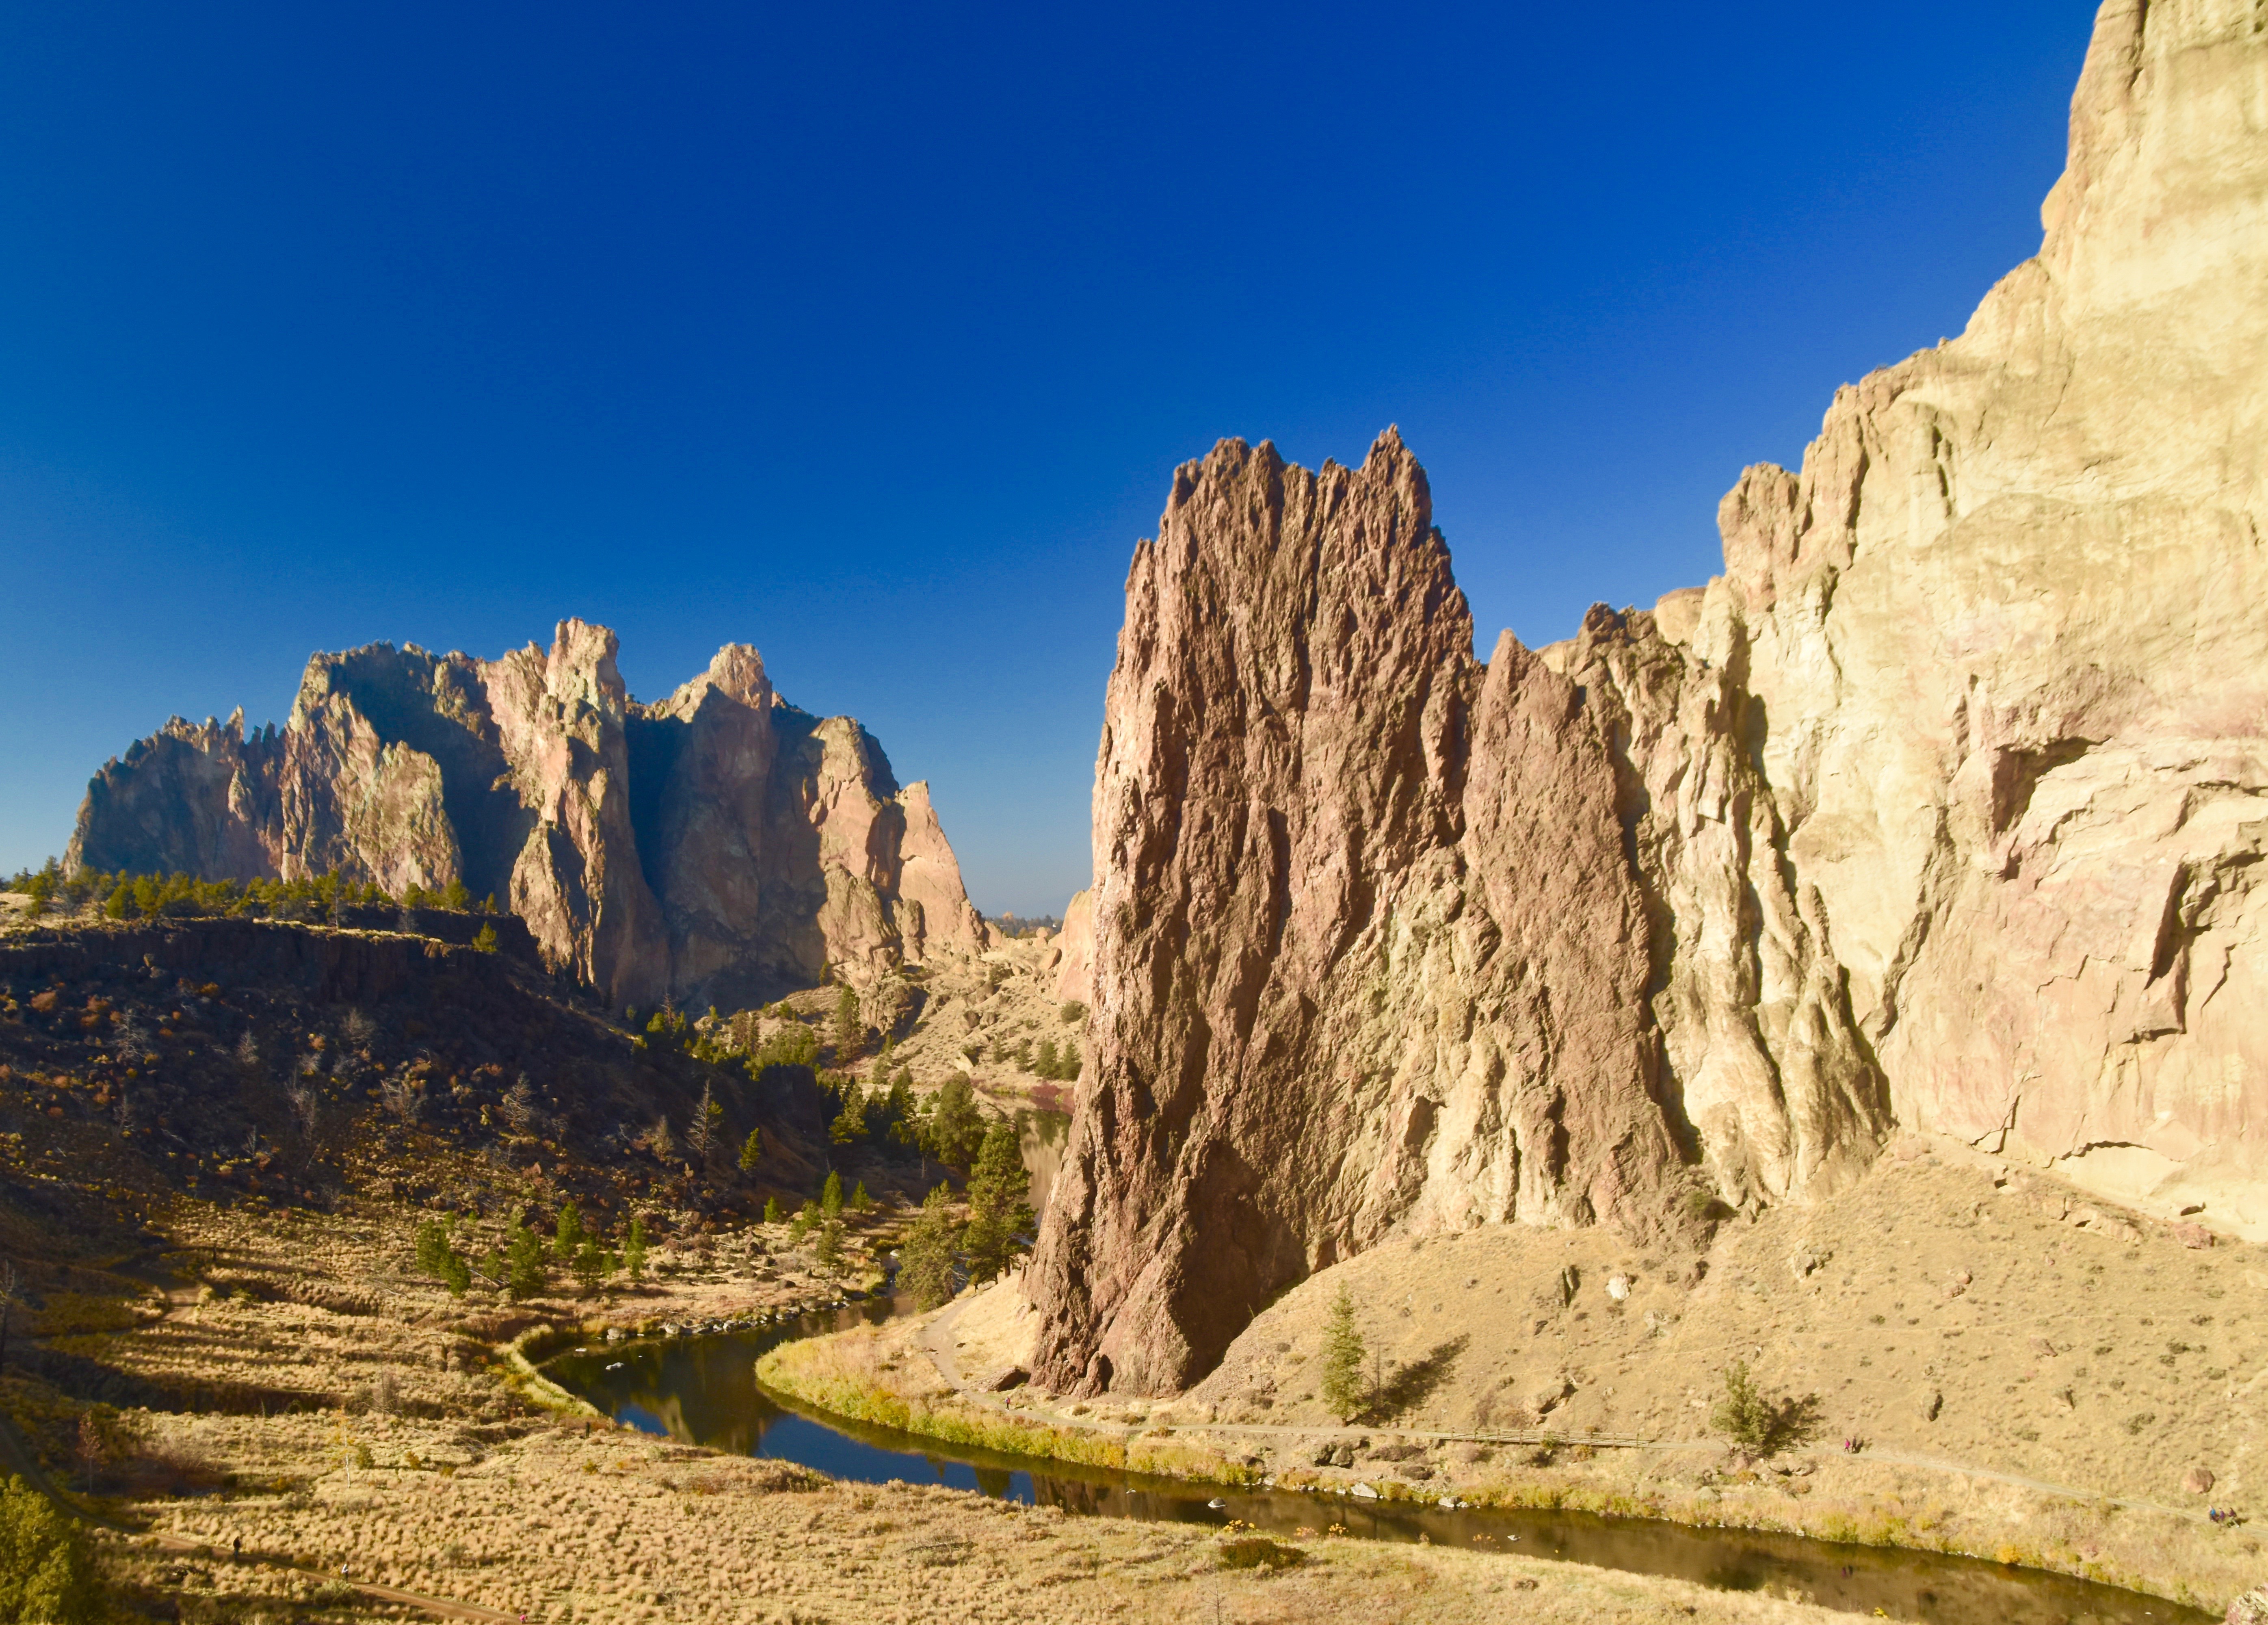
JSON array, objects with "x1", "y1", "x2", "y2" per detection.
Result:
[
  {"x1": 1026, "y1": 434, "x2": 1707, "y2": 1396},
  {"x1": 68, "y1": 620, "x2": 987, "y2": 1007}
]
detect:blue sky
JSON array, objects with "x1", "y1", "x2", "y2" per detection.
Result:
[{"x1": 0, "y1": 2, "x2": 2093, "y2": 915}]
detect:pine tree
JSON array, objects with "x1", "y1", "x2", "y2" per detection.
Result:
[
  {"x1": 883, "y1": 1071, "x2": 915, "y2": 1144},
  {"x1": 832, "y1": 984, "x2": 863, "y2": 1064},
  {"x1": 1034, "y1": 1038, "x2": 1059, "y2": 1080},
  {"x1": 814, "y1": 1219, "x2": 844, "y2": 1276},
  {"x1": 829, "y1": 1083, "x2": 866, "y2": 1146},
  {"x1": 897, "y1": 1185, "x2": 960, "y2": 1310},
  {"x1": 622, "y1": 1216, "x2": 648, "y2": 1282},
  {"x1": 763, "y1": 1195, "x2": 782, "y2": 1224},
  {"x1": 963, "y1": 1122, "x2": 1034, "y2": 1285},
  {"x1": 553, "y1": 1202, "x2": 586, "y2": 1261},
  {"x1": 926, "y1": 1077, "x2": 985, "y2": 1168},
  {"x1": 506, "y1": 1218, "x2": 548, "y2": 1300},
  {"x1": 739, "y1": 1127, "x2": 763, "y2": 1174},
  {"x1": 850, "y1": 1180, "x2": 872, "y2": 1213},
  {"x1": 821, "y1": 1170, "x2": 843, "y2": 1220},
  {"x1": 443, "y1": 878, "x2": 471, "y2": 910},
  {"x1": 1320, "y1": 1281, "x2": 1366, "y2": 1420},
  {"x1": 472, "y1": 922, "x2": 499, "y2": 953},
  {"x1": 571, "y1": 1239, "x2": 609, "y2": 1296}
]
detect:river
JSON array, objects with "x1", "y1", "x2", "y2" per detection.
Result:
[{"x1": 546, "y1": 1299, "x2": 2215, "y2": 1625}]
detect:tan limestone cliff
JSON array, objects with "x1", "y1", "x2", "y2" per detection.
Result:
[
  {"x1": 1030, "y1": 0, "x2": 2268, "y2": 1395},
  {"x1": 69, "y1": 620, "x2": 987, "y2": 1008}
]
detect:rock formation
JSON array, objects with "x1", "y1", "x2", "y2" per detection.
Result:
[
  {"x1": 1030, "y1": 0, "x2": 2268, "y2": 1395},
  {"x1": 69, "y1": 622, "x2": 988, "y2": 1007}
]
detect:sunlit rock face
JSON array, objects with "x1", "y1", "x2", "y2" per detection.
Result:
[
  {"x1": 69, "y1": 620, "x2": 988, "y2": 1008},
  {"x1": 1030, "y1": 0, "x2": 2268, "y2": 1395}
]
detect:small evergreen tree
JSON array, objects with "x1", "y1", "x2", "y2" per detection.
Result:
[
  {"x1": 762, "y1": 1195, "x2": 782, "y2": 1224},
  {"x1": 104, "y1": 885, "x2": 130, "y2": 921},
  {"x1": 622, "y1": 1216, "x2": 648, "y2": 1282},
  {"x1": 926, "y1": 1077, "x2": 985, "y2": 1168},
  {"x1": 963, "y1": 1121, "x2": 1034, "y2": 1285},
  {"x1": 897, "y1": 1185, "x2": 959, "y2": 1310},
  {"x1": 472, "y1": 922, "x2": 499, "y2": 953},
  {"x1": 1711, "y1": 1359, "x2": 1780, "y2": 1452},
  {"x1": 571, "y1": 1239, "x2": 610, "y2": 1296},
  {"x1": 415, "y1": 1220, "x2": 472, "y2": 1297},
  {"x1": 1034, "y1": 1038, "x2": 1059, "y2": 1079},
  {"x1": 830, "y1": 1083, "x2": 866, "y2": 1146},
  {"x1": 443, "y1": 878, "x2": 471, "y2": 910},
  {"x1": 1320, "y1": 1281, "x2": 1366, "y2": 1421},
  {"x1": 832, "y1": 984, "x2": 862, "y2": 1064},
  {"x1": 850, "y1": 1180, "x2": 872, "y2": 1213},
  {"x1": 554, "y1": 1202, "x2": 587, "y2": 1262},
  {"x1": 505, "y1": 1218, "x2": 548, "y2": 1300},
  {"x1": 821, "y1": 1170, "x2": 844, "y2": 1220},
  {"x1": 814, "y1": 1219, "x2": 843, "y2": 1276},
  {"x1": 739, "y1": 1127, "x2": 764, "y2": 1174}
]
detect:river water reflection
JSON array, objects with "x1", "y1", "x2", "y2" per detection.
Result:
[{"x1": 548, "y1": 1302, "x2": 2213, "y2": 1625}]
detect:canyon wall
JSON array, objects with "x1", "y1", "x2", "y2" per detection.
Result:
[
  {"x1": 68, "y1": 622, "x2": 988, "y2": 1007},
  {"x1": 1030, "y1": 0, "x2": 2268, "y2": 1395}
]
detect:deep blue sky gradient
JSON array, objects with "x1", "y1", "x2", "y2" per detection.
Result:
[{"x1": 0, "y1": 3, "x2": 2095, "y2": 913}]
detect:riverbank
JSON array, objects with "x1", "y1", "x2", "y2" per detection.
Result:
[{"x1": 757, "y1": 1146, "x2": 2268, "y2": 1617}]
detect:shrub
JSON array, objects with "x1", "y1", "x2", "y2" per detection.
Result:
[
  {"x1": 1710, "y1": 1359, "x2": 1819, "y2": 1453},
  {"x1": 1218, "y1": 1536, "x2": 1305, "y2": 1571},
  {"x1": 0, "y1": 1474, "x2": 97, "y2": 1622},
  {"x1": 472, "y1": 923, "x2": 498, "y2": 953}
]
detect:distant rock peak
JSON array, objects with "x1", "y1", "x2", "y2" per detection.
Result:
[{"x1": 68, "y1": 619, "x2": 988, "y2": 1005}]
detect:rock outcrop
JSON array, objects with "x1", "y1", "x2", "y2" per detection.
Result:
[
  {"x1": 1030, "y1": 0, "x2": 2268, "y2": 1395},
  {"x1": 69, "y1": 622, "x2": 987, "y2": 1006}
]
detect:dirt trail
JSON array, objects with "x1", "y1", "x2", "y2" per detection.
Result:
[{"x1": 909, "y1": 1296, "x2": 2212, "y2": 1523}]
